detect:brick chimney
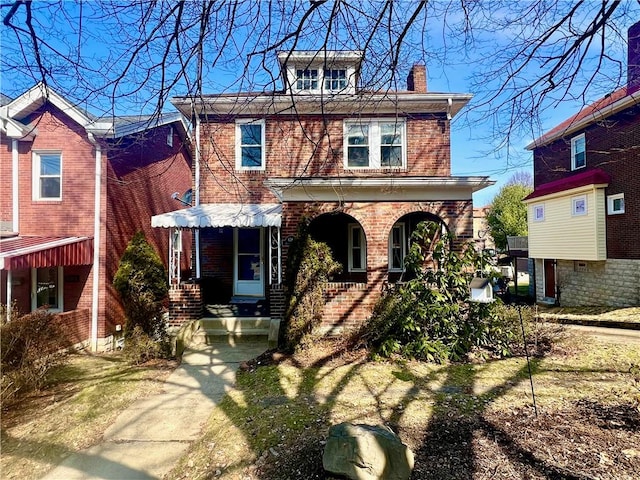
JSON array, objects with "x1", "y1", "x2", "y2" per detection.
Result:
[
  {"x1": 628, "y1": 21, "x2": 640, "y2": 94},
  {"x1": 407, "y1": 64, "x2": 427, "y2": 93}
]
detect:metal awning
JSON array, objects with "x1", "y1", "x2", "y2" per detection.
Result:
[
  {"x1": 0, "y1": 236, "x2": 93, "y2": 270},
  {"x1": 151, "y1": 203, "x2": 282, "y2": 228}
]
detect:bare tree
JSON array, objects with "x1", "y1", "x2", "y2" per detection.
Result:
[{"x1": 2, "y1": 0, "x2": 638, "y2": 153}]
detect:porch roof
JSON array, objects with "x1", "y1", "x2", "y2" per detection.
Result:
[
  {"x1": 151, "y1": 203, "x2": 282, "y2": 228},
  {"x1": 0, "y1": 236, "x2": 93, "y2": 271}
]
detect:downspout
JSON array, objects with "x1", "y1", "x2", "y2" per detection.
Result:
[
  {"x1": 194, "y1": 115, "x2": 201, "y2": 278},
  {"x1": 88, "y1": 133, "x2": 101, "y2": 351},
  {"x1": 11, "y1": 139, "x2": 19, "y2": 232}
]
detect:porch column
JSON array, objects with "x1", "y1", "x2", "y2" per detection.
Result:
[
  {"x1": 269, "y1": 226, "x2": 281, "y2": 284},
  {"x1": 6, "y1": 270, "x2": 12, "y2": 319},
  {"x1": 168, "y1": 227, "x2": 182, "y2": 284}
]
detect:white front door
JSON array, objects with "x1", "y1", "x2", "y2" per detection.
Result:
[{"x1": 233, "y1": 228, "x2": 264, "y2": 297}]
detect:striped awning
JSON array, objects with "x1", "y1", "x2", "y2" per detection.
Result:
[
  {"x1": 0, "y1": 236, "x2": 93, "y2": 270},
  {"x1": 151, "y1": 203, "x2": 282, "y2": 228}
]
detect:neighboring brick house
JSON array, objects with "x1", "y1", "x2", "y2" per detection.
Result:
[
  {"x1": 523, "y1": 22, "x2": 640, "y2": 306},
  {"x1": 152, "y1": 50, "x2": 493, "y2": 333},
  {"x1": 0, "y1": 84, "x2": 192, "y2": 350}
]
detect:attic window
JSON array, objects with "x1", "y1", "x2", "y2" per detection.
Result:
[
  {"x1": 324, "y1": 69, "x2": 347, "y2": 90},
  {"x1": 296, "y1": 69, "x2": 318, "y2": 90}
]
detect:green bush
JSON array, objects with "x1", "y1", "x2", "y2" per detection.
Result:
[
  {"x1": 281, "y1": 223, "x2": 342, "y2": 352},
  {"x1": 361, "y1": 222, "x2": 522, "y2": 363},
  {"x1": 113, "y1": 232, "x2": 168, "y2": 340},
  {"x1": 1, "y1": 306, "x2": 70, "y2": 405}
]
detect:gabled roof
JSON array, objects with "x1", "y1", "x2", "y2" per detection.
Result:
[{"x1": 526, "y1": 87, "x2": 640, "y2": 149}]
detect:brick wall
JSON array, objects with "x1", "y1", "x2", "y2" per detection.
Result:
[
  {"x1": 168, "y1": 283, "x2": 202, "y2": 326},
  {"x1": 533, "y1": 104, "x2": 640, "y2": 259},
  {"x1": 198, "y1": 114, "x2": 451, "y2": 204},
  {"x1": 0, "y1": 137, "x2": 13, "y2": 229}
]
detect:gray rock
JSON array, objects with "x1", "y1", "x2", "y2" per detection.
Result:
[{"x1": 322, "y1": 423, "x2": 414, "y2": 480}]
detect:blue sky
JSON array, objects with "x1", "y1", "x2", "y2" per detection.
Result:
[{"x1": 2, "y1": 1, "x2": 638, "y2": 207}]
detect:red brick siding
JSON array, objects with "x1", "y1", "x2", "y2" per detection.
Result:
[
  {"x1": 168, "y1": 283, "x2": 202, "y2": 326},
  {"x1": 0, "y1": 137, "x2": 14, "y2": 229},
  {"x1": 55, "y1": 308, "x2": 91, "y2": 346},
  {"x1": 198, "y1": 114, "x2": 451, "y2": 204},
  {"x1": 533, "y1": 104, "x2": 640, "y2": 259}
]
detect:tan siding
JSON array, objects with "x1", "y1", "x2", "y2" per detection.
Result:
[{"x1": 528, "y1": 188, "x2": 606, "y2": 260}]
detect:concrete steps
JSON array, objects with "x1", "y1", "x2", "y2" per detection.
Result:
[{"x1": 190, "y1": 317, "x2": 272, "y2": 346}]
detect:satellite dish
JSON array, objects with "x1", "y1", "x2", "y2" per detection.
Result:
[{"x1": 171, "y1": 188, "x2": 192, "y2": 207}]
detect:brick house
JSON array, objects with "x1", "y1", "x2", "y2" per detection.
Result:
[
  {"x1": 153, "y1": 51, "x2": 493, "y2": 335},
  {"x1": 523, "y1": 22, "x2": 640, "y2": 306},
  {"x1": 0, "y1": 84, "x2": 192, "y2": 350}
]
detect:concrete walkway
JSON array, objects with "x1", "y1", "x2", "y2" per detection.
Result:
[{"x1": 42, "y1": 341, "x2": 268, "y2": 480}]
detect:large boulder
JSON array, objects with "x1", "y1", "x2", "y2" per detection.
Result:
[{"x1": 322, "y1": 423, "x2": 414, "y2": 480}]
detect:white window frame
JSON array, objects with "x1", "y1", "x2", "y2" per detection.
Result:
[
  {"x1": 572, "y1": 195, "x2": 587, "y2": 216},
  {"x1": 235, "y1": 119, "x2": 266, "y2": 171},
  {"x1": 324, "y1": 69, "x2": 348, "y2": 91},
  {"x1": 295, "y1": 68, "x2": 318, "y2": 90},
  {"x1": 533, "y1": 204, "x2": 545, "y2": 222},
  {"x1": 31, "y1": 266, "x2": 63, "y2": 312},
  {"x1": 607, "y1": 193, "x2": 625, "y2": 215},
  {"x1": 348, "y1": 224, "x2": 366, "y2": 272},
  {"x1": 32, "y1": 151, "x2": 62, "y2": 201},
  {"x1": 571, "y1": 133, "x2": 586, "y2": 170},
  {"x1": 388, "y1": 223, "x2": 406, "y2": 272},
  {"x1": 343, "y1": 119, "x2": 406, "y2": 169}
]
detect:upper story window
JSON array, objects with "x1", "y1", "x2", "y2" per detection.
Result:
[
  {"x1": 324, "y1": 69, "x2": 347, "y2": 91},
  {"x1": 571, "y1": 134, "x2": 586, "y2": 170},
  {"x1": 533, "y1": 204, "x2": 545, "y2": 222},
  {"x1": 572, "y1": 195, "x2": 587, "y2": 216},
  {"x1": 236, "y1": 119, "x2": 265, "y2": 170},
  {"x1": 344, "y1": 119, "x2": 406, "y2": 169},
  {"x1": 296, "y1": 69, "x2": 318, "y2": 90},
  {"x1": 33, "y1": 151, "x2": 61, "y2": 200}
]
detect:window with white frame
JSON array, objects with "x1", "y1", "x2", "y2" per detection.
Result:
[
  {"x1": 324, "y1": 69, "x2": 347, "y2": 91},
  {"x1": 389, "y1": 223, "x2": 406, "y2": 271},
  {"x1": 32, "y1": 266, "x2": 63, "y2": 312},
  {"x1": 533, "y1": 204, "x2": 545, "y2": 222},
  {"x1": 296, "y1": 69, "x2": 318, "y2": 90},
  {"x1": 571, "y1": 134, "x2": 586, "y2": 170},
  {"x1": 33, "y1": 152, "x2": 62, "y2": 200},
  {"x1": 572, "y1": 195, "x2": 587, "y2": 216},
  {"x1": 348, "y1": 224, "x2": 366, "y2": 272},
  {"x1": 344, "y1": 119, "x2": 405, "y2": 169},
  {"x1": 236, "y1": 120, "x2": 265, "y2": 170},
  {"x1": 607, "y1": 193, "x2": 625, "y2": 215}
]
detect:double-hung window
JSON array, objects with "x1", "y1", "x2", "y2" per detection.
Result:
[
  {"x1": 344, "y1": 119, "x2": 405, "y2": 169},
  {"x1": 571, "y1": 134, "x2": 586, "y2": 170},
  {"x1": 296, "y1": 69, "x2": 318, "y2": 90},
  {"x1": 33, "y1": 152, "x2": 62, "y2": 200},
  {"x1": 389, "y1": 223, "x2": 406, "y2": 271},
  {"x1": 324, "y1": 69, "x2": 347, "y2": 91},
  {"x1": 236, "y1": 120, "x2": 265, "y2": 170},
  {"x1": 348, "y1": 224, "x2": 366, "y2": 272}
]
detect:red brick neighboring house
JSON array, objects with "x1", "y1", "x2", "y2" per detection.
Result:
[
  {"x1": 0, "y1": 84, "x2": 192, "y2": 350},
  {"x1": 153, "y1": 51, "x2": 493, "y2": 335},
  {"x1": 523, "y1": 22, "x2": 640, "y2": 306}
]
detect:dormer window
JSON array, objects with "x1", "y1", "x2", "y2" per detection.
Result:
[
  {"x1": 324, "y1": 69, "x2": 347, "y2": 91},
  {"x1": 296, "y1": 69, "x2": 318, "y2": 90}
]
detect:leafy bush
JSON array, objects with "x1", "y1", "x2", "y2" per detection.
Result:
[
  {"x1": 361, "y1": 222, "x2": 523, "y2": 363},
  {"x1": 122, "y1": 326, "x2": 171, "y2": 365},
  {"x1": 113, "y1": 232, "x2": 168, "y2": 340},
  {"x1": 1, "y1": 306, "x2": 70, "y2": 405},
  {"x1": 282, "y1": 223, "x2": 342, "y2": 352}
]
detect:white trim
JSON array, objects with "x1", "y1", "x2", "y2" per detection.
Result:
[
  {"x1": 347, "y1": 223, "x2": 366, "y2": 272},
  {"x1": 233, "y1": 228, "x2": 265, "y2": 297},
  {"x1": 533, "y1": 204, "x2": 545, "y2": 222},
  {"x1": 571, "y1": 195, "x2": 588, "y2": 216},
  {"x1": 90, "y1": 138, "x2": 102, "y2": 352},
  {"x1": 607, "y1": 193, "x2": 625, "y2": 215},
  {"x1": 31, "y1": 266, "x2": 63, "y2": 312},
  {"x1": 343, "y1": 119, "x2": 406, "y2": 169},
  {"x1": 32, "y1": 151, "x2": 62, "y2": 201},
  {"x1": 12, "y1": 139, "x2": 19, "y2": 232},
  {"x1": 195, "y1": 116, "x2": 201, "y2": 278},
  {"x1": 6, "y1": 270, "x2": 12, "y2": 319},
  {"x1": 389, "y1": 223, "x2": 406, "y2": 272},
  {"x1": 571, "y1": 134, "x2": 586, "y2": 170},
  {"x1": 235, "y1": 119, "x2": 266, "y2": 171}
]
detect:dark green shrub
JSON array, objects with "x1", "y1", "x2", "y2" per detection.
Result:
[
  {"x1": 361, "y1": 222, "x2": 520, "y2": 363},
  {"x1": 282, "y1": 223, "x2": 342, "y2": 352},
  {"x1": 1, "y1": 306, "x2": 70, "y2": 405},
  {"x1": 113, "y1": 232, "x2": 168, "y2": 340},
  {"x1": 122, "y1": 326, "x2": 171, "y2": 365}
]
